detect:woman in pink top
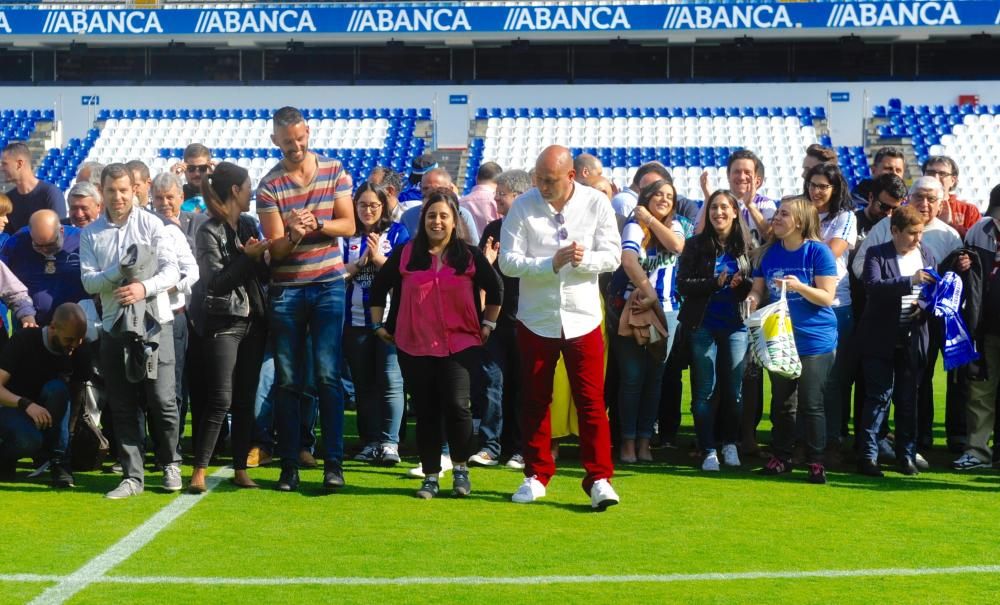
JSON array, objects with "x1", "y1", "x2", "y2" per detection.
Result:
[{"x1": 370, "y1": 189, "x2": 502, "y2": 500}]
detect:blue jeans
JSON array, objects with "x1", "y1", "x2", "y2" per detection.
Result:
[
  {"x1": 689, "y1": 326, "x2": 748, "y2": 452},
  {"x1": 823, "y1": 305, "x2": 854, "y2": 444},
  {"x1": 342, "y1": 326, "x2": 404, "y2": 445},
  {"x1": 470, "y1": 346, "x2": 504, "y2": 457},
  {"x1": 614, "y1": 310, "x2": 677, "y2": 440},
  {"x1": 270, "y1": 280, "x2": 346, "y2": 467},
  {"x1": 0, "y1": 380, "x2": 71, "y2": 463},
  {"x1": 252, "y1": 343, "x2": 318, "y2": 453}
]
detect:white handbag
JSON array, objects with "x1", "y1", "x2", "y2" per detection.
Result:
[{"x1": 744, "y1": 281, "x2": 802, "y2": 379}]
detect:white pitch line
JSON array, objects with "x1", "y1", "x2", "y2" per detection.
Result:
[
  {"x1": 26, "y1": 467, "x2": 234, "y2": 605},
  {"x1": 5, "y1": 565, "x2": 1000, "y2": 588}
]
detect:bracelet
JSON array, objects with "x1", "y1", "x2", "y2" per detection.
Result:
[
  {"x1": 481, "y1": 319, "x2": 497, "y2": 330},
  {"x1": 17, "y1": 397, "x2": 31, "y2": 413},
  {"x1": 371, "y1": 322, "x2": 385, "y2": 332}
]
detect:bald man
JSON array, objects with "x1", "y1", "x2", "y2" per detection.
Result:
[
  {"x1": 0, "y1": 302, "x2": 91, "y2": 487},
  {"x1": 0, "y1": 209, "x2": 86, "y2": 326},
  {"x1": 500, "y1": 145, "x2": 621, "y2": 510},
  {"x1": 399, "y1": 168, "x2": 480, "y2": 245},
  {"x1": 573, "y1": 153, "x2": 604, "y2": 188}
]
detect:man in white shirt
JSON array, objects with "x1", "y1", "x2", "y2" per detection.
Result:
[
  {"x1": 696, "y1": 149, "x2": 777, "y2": 247},
  {"x1": 150, "y1": 172, "x2": 201, "y2": 457},
  {"x1": 499, "y1": 145, "x2": 622, "y2": 510},
  {"x1": 851, "y1": 177, "x2": 963, "y2": 280},
  {"x1": 611, "y1": 162, "x2": 699, "y2": 227},
  {"x1": 80, "y1": 164, "x2": 181, "y2": 499}
]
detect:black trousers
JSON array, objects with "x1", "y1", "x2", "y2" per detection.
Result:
[
  {"x1": 192, "y1": 317, "x2": 266, "y2": 470},
  {"x1": 398, "y1": 347, "x2": 479, "y2": 475},
  {"x1": 489, "y1": 318, "x2": 522, "y2": 457}
]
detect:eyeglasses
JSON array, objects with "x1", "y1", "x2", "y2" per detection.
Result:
[
  {"x1": 807, "y1": 181, "x2": 833, "y2": 192},
  {"x1": 358, "y1": 203, "x2": 383, "y2": 211},
  {"x1": 186, "y1": 165, "x2": 210, "y2": 174},
  {"x1": 910, "y1": 193, "x2": 938, "y2": 203},
  {"x1": 554, "y1": 212, "x2": 568, "y2": 241},
  {"x1": 924, "y1": 169, "x2": 954, "y2": 178}
]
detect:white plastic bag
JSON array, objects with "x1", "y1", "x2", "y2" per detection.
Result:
[{"x1": 744, "y1": 281, "x2": 802, "y2": 379}]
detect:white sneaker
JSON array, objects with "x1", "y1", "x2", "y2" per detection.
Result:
[
  {"x1": 589, "y1": 478, "x2": 619, "y2": 511},
  {"x1": 953, "y1": 452, "x2": 989, "y2": 470},
  {"x1": 914, "y1": 452, "x2": 929, "y2": 471},
  {"x1": 469, "y1": 450, "x2": 500, "y2": 466},
  {"x1": 702, "y1": 450, "x2": 720, "y2": 472},
  {"x1": 721, "y1": 444, "x2": 741, "y2": 467},
  {"x1": 407, "y1": 454, "x2": 453, "y2": 478},
  {"x1": 511, "y1": 475, "x2": 546, "y2": 503}
]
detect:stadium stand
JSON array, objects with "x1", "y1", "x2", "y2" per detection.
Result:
[
  {"x1": 464, "y1": 105, "x2": 868, "y2": 203},
  {"x1": 38, "y1": 107, "x2": 432, "y2": 190},
  {"x1": 869, "y1": 98, "x2": 998, "y2": 207}
]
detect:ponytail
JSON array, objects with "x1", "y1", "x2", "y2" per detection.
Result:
[{"x1": 202, "y1": 161, "x2": 249, "y2": 221}]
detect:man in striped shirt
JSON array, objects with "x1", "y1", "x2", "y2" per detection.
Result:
[{"x1": 257, "y1": 106, "x2": 355, "y2": 493}]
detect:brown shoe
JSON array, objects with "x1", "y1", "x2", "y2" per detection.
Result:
[
  {"x1": 299, "y1": 449, "x2": 318, "y2": 468},
  {"x1": 247, "y1": 447, "x2": 262, "y2": 468}
]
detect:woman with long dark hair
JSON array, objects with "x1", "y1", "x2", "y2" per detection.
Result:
[
  {"x1": 188, "y1": 162, "x2": 269, "y2": 493},
  {"x1": 610, "y1": 178, "x2": 690, "y2": 463},
  {"x1": 342, "y1": 182, "x2": 409, "y2": 466},
  {"x1": 803, "y1": 162, "x2": 857, "y2": 460},
  {"x1": 369, "y1": 189, "x2": 502, "y2": 499},
  {"x1": 677, "y1": 190, "x2": 752, "y2": 472}
]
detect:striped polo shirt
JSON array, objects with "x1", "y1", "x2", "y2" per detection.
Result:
[{"x1": 256, "y1": 154, "x2": 353, "y2": 285}]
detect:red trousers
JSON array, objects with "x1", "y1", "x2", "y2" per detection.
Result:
[{"x1": 517, "y1": 323, "x2": 614, "y2": 493}]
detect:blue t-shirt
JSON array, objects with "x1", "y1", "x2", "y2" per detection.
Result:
[
  {"x1": 702, "y1": 252, "x2": 746, "y2": 332},
  {"x1": 753, "y1": 239, "x2": 838, "y2": 356}
]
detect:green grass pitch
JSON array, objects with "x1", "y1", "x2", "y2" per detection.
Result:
[{"x1": 2, "y1": 362, "x2": 998, "y2": 604}]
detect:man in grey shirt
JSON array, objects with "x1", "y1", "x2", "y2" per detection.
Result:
[{"x1": 80, "y1": 164, "x2": 181, "y2": 499}]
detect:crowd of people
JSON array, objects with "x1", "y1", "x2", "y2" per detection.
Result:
[{"x1": 0, "y1": 106, "x2": 998, "y2": 508}]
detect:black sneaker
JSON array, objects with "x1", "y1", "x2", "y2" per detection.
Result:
[
  {"x1": 276, "y1": 465, "x2": 299, "y2": 492},
  {"x1": 323, "y1": 463, "x2": 345, "y2": 490},
  {"x1": 899, "y1": 456, "x2": 920, "y2": 476},
  {"x1": 50, "y1": 461, "x2": 75, "y2": 488},
  {"x1": 415, "y1": 477, "x2": 439, "y2": 499},
  {"x1": 807, "y1": 463, "x2": 827, "y2": 484},
  {"x1": 760, "y1": 456, "x2": 793, "y2": 476},
  {"x1": 856, "y1": 459, "x2": 884, "y2": 478},
  {"x1": 452, "y1": 469, "x2": 471, "y2": 497}
]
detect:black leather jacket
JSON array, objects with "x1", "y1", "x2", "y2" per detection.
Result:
[
  {"x1": 189, "y1": 214, "x2": 267, "y2": 334},
  {"x1": 676, "y1": 233, "x2": 752, "y2": 330}
]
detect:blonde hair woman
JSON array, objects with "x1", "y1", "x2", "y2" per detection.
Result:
[{"x1": 747, "y1": 197, "x2": 838, "y2": 484}]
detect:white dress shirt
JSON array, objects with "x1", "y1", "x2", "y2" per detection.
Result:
[
  {"x1": 80, "y1": 207, "x2": 180, "y2": 331},
  {"x1": 500, "y1": 183, "x2": 621, "y2": 339},
  {"x1": 851, "y1": 216, "x2": 961, "y2": 279},
  {"x1": 162, "y1": 221, "x2": 199, "y2": 311}
]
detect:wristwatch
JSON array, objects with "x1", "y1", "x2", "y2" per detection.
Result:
[
  {"x1": 481, "y1": 319, "x2": 497, "y2": 330},
  {"x1": 372, "y1": 322, "x2": 385, "y2": 332},
  {"x1": 315, "y1": 219, "x2": 325, "y2": 232}
]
